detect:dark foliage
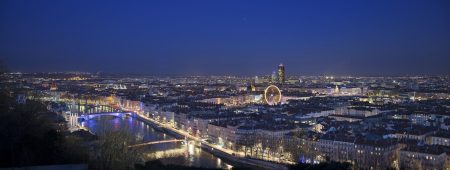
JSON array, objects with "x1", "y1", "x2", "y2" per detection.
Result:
[
  {"x1": 135, "y1": 160, "x2": 221, "y2": 170},
  {"x1": 0, "y1": 91, "x2": 88, "y2": 167},
  {"x1": 288, "y1": 161, "x2": 352, "y2": 170}
]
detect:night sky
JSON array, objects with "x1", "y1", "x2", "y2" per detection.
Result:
[{"x1": 1, "y1": 0, "x2": 449, "y2": 76}]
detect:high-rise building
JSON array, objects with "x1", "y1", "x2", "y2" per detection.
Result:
[
  {"x1": 271, "y1": 71, "x2": 277, "y2": 83},
  {"x1": 254, "y1": 76, "x2": 259, "y2": 84},
  {"x1": 277, "y1": 64, "x2": 285, "y2": 84}
]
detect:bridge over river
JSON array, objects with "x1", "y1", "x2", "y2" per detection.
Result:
[
  {"x1": 76, "y1": 112, "x2": 190, "y2": 148},
  {"x1": 79, "y1": 114, "x2": 233, "y2": 169}
]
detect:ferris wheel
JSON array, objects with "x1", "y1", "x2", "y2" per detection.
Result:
[{"x1": 264, "y1": 85, "x2": 282, "y2": 105}]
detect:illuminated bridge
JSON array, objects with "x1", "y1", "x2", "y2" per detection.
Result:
[
  {"x1": 68, "y1": 103, "x2": 121, "y2": 114},
  {"x1": 128, "y1": 139, "x2": 186, "y2": 148},
  {"x1": 78, "y1": 112, "x2": 135, "y2": 121}
]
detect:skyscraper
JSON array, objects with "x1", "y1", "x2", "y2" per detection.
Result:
[
  {"x1": 271, "y1": 71, "x2": 277, "y2": 83},
  {"x1": 277, "y1": 64, "x2": 285, "y2": 84},
  {"x1": 254, "y1": 76, "x2": 259, "y2": 84}
]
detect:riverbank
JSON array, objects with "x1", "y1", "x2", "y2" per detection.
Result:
[
  {"x1": 82, "y1": 113, "x2": 233, "y2": 169},
  {"x1": 132, "y1": 112, "x2": 288, "y2": 170}
]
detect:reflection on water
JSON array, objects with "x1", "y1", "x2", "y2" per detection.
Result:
[{"x1": 82, "y1": 115, "x2": 232, "y2": 169}]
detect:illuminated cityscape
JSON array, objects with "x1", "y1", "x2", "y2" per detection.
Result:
[
  {"x1": 278, "y1": 64, "x2": 285, "y2": 84},
  {"x1": 2, "y1": 69, "x2": 450, "y2": 170},
  {"x1": 1, "y1": 1, "x2": 449, "y2": 170}
]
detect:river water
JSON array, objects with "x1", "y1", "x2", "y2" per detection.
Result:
[{"x1": 81, "y1": 115, "x2": 232, "y2": 169}]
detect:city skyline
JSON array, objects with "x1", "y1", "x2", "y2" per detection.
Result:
[
  {"x1": 2, "y1": 62, "x2": 450, "y2": 77},
  {"x1": 1, "y1": 0, "x2": 450, "y2": 75},
  {"x1": 2, "y1": 72, "x2": 450, "y2": 170},
  {"x1": 1, "y1": 1, "x2": 450, "y2": 170}
]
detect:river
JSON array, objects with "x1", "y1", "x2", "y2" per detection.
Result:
[{"x1": 81, "y1": 115, "x2": 233, "y2": 169}]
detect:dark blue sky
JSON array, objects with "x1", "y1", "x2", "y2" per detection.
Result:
[{"x1": 1, "y1": 0, "x2": 449, "y2": 75}]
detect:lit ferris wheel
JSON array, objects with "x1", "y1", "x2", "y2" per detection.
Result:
[{"x1": 264, "y1": 85, "x2": 282, "y2": 105}]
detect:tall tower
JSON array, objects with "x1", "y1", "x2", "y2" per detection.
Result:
[
  {"x1": 277, "y1": 64, "x2": 285, "y2": 84},
  {"x1": 271, "y1": 71, "x2": 277, "y2": 83}
]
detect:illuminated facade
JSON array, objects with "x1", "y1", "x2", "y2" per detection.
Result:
[
  {"x1": 271, "y1": 71, "x2": 277, "y2": 83},
  {"x1": 200, "y1": 94, "x2": 263, "y2": 106},
  {"x1": 277, "y1": 64, "x2": 285, "y2": 84}
]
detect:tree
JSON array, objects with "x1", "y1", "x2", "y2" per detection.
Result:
[
  {"x1": 135, "y1": 160, "x2": 221, "y2": 170},
  {"x1": 90, "y1": 120, "x2": 141, "y2": 170},
  {"x1": 288, "y1": 161, "x2": 352, "y2": 170},
  {"x1": 0, "y1": 91, "x2": 88, "y2": 167},
  {"x1": 283, "y1": 130, "x2": 318, "y2": 163}
]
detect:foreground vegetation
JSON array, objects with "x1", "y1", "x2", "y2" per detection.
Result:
[
  {"x1": 288, "y1": 161, "x2": 352, "y2": 170},
  {"x1": 0, "y1": 91, "x2": 89, "y2": 167}
]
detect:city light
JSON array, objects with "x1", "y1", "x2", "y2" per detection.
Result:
[{"x1": 1, "y1": 1, "x2": 449, "y2": 169}]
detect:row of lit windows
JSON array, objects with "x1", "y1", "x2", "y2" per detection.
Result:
[{"x1": 406, "y1": 154, "x2": 437, "y2": 161}]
